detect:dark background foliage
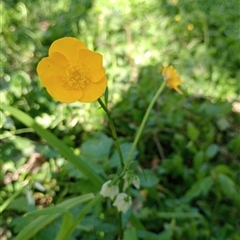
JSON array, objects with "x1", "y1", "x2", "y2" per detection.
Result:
[{"x1": 1, "y1": 0, "x2": 239, "y2": 239}]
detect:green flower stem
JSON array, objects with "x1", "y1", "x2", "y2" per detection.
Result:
[
  {"x1": 118, "y1": 212, "x2": 123, "y2": 240},
  {"x1": 125, "y1": 81, "x2": 166, "y2": 168},
  {"x1": 98, "y1": 98, "x2": 124, "y2": 169}
]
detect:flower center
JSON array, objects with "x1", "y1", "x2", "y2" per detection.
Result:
[{"x1": 63, "y1": 64, "x2": 90, "y2": 90}]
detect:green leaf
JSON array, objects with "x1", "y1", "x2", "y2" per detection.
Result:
[
  {"x1": 0, "y1": 110, "x2": 6, "y2": 128},
  {"x1": 1, "y1": 105, "x2": 104, "y2": 188},
  {"x1": 56, "y1": 194, "x2": 102, "y2": 240},
  {"x1": 206, "y1": 144, "x2": 219, "y2": 159},
  {"x1": 157, "y1": 212, "x2": 203, "y2": 219},
  {"x1": 213, "y1": 165, "x2": 234, "y2": 176},
  {"x1": 139, "y1": 169, "x2": 159, "y2": 188},
  {"x1": 80, "y1": 132, "x2": 113, "y2": 161},
  {"x1": 129, "y1": 214, "x2": 146, "y2": 231},
  {"x1": 1, "y1": 188, "x2": 25, "y2": 213},
  {"x1": 218, "y1": 174, "x2": 240, "y2": 206},
  {"x1": 217, "y1": 117, "x2": 230, "y2": 131},
  {"x1": 110, "y1": 142, "x2": 138, "y2": 168},
  {"x1": 184, "y1": 176, "x2": 213, "y2": 200},
  {"x1": 193, "y1": 151, "x2": 205, "y2": 170},
  {"x1": 124, "y1": 227, "x2": 138, "y2": 240},
  {"x1": 24, "y1": 207, "x2": 68, "y2": 217},
  {"x1": 187, "y1": 122, "x2": 199, "y2": 141},
  {"x1": 14, "y1": 194, "x2": 95, "y2": 240},
  {"x1": 55, "y1": 212, "x2": 74, "y2": 240}
]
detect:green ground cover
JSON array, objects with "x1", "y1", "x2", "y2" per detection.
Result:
[{"x1": 1, "y1": 0, "x2": 239, "y2": 239}]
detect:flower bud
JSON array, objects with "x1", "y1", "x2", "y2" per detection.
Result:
[
  {"x1": 113, "y1": 193, "x2": 132, "y2": 213},
  {"x1": 100, "y1": 180, "x2": 119, "y2": 200}
]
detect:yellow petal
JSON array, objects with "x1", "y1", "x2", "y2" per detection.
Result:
[
  {"x1": 78, "y1": 49, "x2": 105, "y2": 82},
  {"x1": 162, "y1": 65, "x2": 182, "y2": 94},
  {"x1": 49, "y1": 37, "x2": 87, "y2": 62},
  {"x1": 44, "y1": 76, "x2": 83, "y2": 103},
  {"x1": 37, "y1": 52, "x2": 68, "y2": 87},
  {"x1": 79, "y1": 76, "x2": 107, "y2": 103},
  {"x1": 173, "y1": 87, "x2": 182, "y2": 94}
]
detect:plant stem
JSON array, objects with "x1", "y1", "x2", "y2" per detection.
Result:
[
  {"x1": 98, "y1": 98, "x2": 125, "y2": 169},
  {"x1": 118, "y1": 212, "x2": 123, "y2": 240},
  {"x1": 125, "y1": 81, "x2": 166, "y2": 168}
]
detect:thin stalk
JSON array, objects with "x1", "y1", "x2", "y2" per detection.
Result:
[
  {"x1": 125, "y1": 81, "x2": 166, "y2": 168},
  {"x1": 98, "y1": 98, "x2": 124, "y2": 169},
  {"x1": 118, "y1": 212, "x2": 123, "y2": 240}
]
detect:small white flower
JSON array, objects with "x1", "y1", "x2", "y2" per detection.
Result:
[
  {"x1": 100, "y1": 180, "x2": 119, "y2": 200},
  {"x1": 132, "y1": 175, "x2": 140, "y2": 189},
  {"x1": 113, "y1": 193, "x2": 132, "y2": 213},
  {"x1": 123, "y1": 174, "x2": 140, "y2": 190},
  {"x1": 123, "y1": 174, "x2": 131, "y2": 191}
]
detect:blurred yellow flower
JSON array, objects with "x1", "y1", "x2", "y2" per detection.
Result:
[
  {"x1": 37, "y1": 37, "x2": 107, "y2": 103},
  {"x1": 187, "y1": 24, "x2": 194, "y2": 31},
  {"x1": 162, "y1": 66, "x2": 182, "y2": 94},
  {"x1": 175, "y1": 15, "x2": 181, "y2": 22}
]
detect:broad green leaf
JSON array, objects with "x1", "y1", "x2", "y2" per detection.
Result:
[
  {"x1": 218, "y1": 174, "x2": 240, "y2": 206},
  {"x1": 193, "y1": 151, "x2": 205, "y2": 170},
  {"x1": 110, "y1": 142, "x2": 138, "y2": 168},
  {"x1": 129, "y1": 214, "x2": 146, "y2": 231},
  {"x1": 1, "y1": 105, "x2": 104, "y2": 188},
  {"x1": 124, "y1": 227, "x2": 138, "y2": 240},
  {"x1": 138, "y1": 230, "x2": 162, "y2": 240},
  {"x1": 184, "y1": 176, "x2": 213, "y2": 200},
  {"x1": 206, "y1": 144, "x2": 219, "y2": 159},
  {"x1": 187, "y1": 122, "x2": 199, "y2": 141},
  {"x1": 213, "y1": 165, "x2": 234, "y2": 176},
  {"x1": 80, "y1": 132, "x2": 113, "y2": 161},
  {"x1": 139, "y1": 169, "x2": 159, "y2": 188},
  {"x1": 217, "y1": 117, "x2": 230, "y2": 131},
  {"x1": 14, "y1": 194, "x2": 95, "y2": 240}
]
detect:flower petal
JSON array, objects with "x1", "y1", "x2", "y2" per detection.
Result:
[
  {"x1": 78, "y1": 49, "x2": 105, "y2": 82},
  {"x1": 49, "y1": 37, "x2": 87, "y2": 62},
  {"x1": 79, "y1": 76, "x2": 107, "y2": 103},
  {"x1": 37, "y1": 52, "x2": 68, "y2": 87},
  {"x1": 162, "y1": 65, "x2": 182, "y2": 94},
  {"x1": 44, "y1": 76, "x2": 83, "y2": 103}
]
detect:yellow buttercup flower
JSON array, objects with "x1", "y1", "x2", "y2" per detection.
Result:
[
  {"x1": 37, "y1": 37, "x2": 107, "y2": 103},
  {"x1": 162, "y1": 65, "x2": 182, "y2": 94},
  {"x1": 187, "y1": 24, "x2": 194, "y2": 31}
]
